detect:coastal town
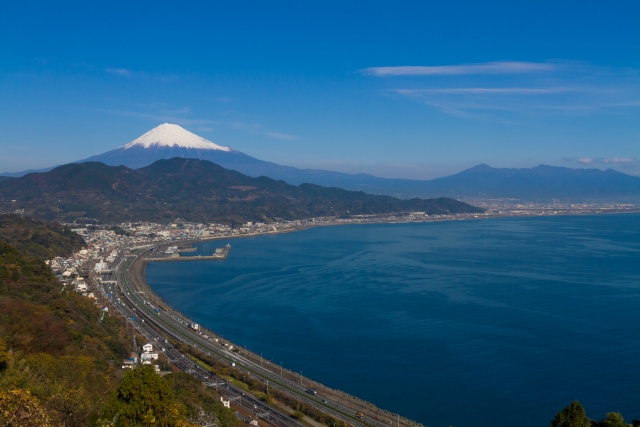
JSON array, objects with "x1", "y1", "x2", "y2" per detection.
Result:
[
  {"x1": 48, "y1": 200, "x2": 638, "y2": 279},
  {"x1": 47, "y1": 199, "x2": 636, "y2": 267}
]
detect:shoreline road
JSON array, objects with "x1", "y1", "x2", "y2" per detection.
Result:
[
  {"x1": 97, "y1": 252, "x2": 303, "y2": 427},
  {"x1": 106, "y1": 247, "x2": 416, "y2": 427},
  {"x1": 102, "y1": 247, "x2": 412, "y2": 427}
]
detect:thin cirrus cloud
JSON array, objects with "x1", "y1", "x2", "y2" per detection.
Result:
[
  {"x1": 104, "y1": 67, "x2": 178, "y2": 82},
  {"x1": 394, "y1": 87, "x2": 574, "y2": 95},
  {"x1": 265, "y1": 132, "x2": 300, "y2": 141},
  {"x1": 105, "y1": 68, "x2": 132, "y2": 77},
  {"x1": 360, "y1": 61, "x2": 556, "y2": 77},
  {"x1": 575, "y1": 157, "x2": 636, "y2": 165},
  {"x1": 361, "y1": 61, "x2": 640, "y2": 119},
  {"x1": 100, "y1": 108, "x2": 215, "y2": 127},
  {"x1": 229, "y1": 122, "x2": 300, "y2": 140}
]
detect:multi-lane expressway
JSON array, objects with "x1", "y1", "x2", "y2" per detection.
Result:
[
  {"x1": 99, "y1": 252, "x2": 302, "y2": 427},
  {"x1": 99, "y1": 246, "x2": 402, "y2": 427}
]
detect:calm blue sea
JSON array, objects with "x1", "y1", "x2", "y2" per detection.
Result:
[{"x1": 147, "y1": 214, "x2": 640, "y2": 427}]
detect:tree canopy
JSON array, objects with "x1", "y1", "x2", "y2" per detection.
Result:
[
  {"x1": 551, "y1": 401, "x2": 591, "y2": 427},
  {"x1": 102, "y1": 365, "x2": 196, "y2": 427},
  {"x1": 597, "y1": 412, "x2": 632, "y2": 427}
]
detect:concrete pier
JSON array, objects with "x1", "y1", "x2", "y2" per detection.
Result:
[{"x1": 146, "y1": 244, "x2": 230, "y2": 262}]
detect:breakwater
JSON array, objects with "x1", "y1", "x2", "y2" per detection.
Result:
[{"x1": 146, "y1": 243, "x2": 231, "y2": 262}]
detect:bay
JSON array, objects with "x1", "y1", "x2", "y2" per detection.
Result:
[{"x1": 147, "y1": 214, "x2": 640, "y2": 427}]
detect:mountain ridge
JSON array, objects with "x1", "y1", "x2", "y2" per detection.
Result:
[
  {"x1": 2, "y1": 124, "x2": 639, "y2": 201},
  {"x1": 0, "y1": 158, "x2": 482, "y2": 224}
]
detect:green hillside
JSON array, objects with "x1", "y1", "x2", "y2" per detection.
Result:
[
  {"x1": 0, "y1": 158, "x2": 483, "y2": 224},
  {"x1": 0, "y1": 221, "x2": 130, "y2": 425},
  {"x1": 0, "y1": 214, "x2": 84, "y2": 258},
  {"x1": 0, "y1": 217, "x2": 250, "y2": 426}
]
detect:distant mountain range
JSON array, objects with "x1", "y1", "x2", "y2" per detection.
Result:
[
  {"x1": 409, "y1": 163, "x2": 640, "y2": 201},
  {"x1": 0, "y1": 158, "x2": 482, "y2": 224},
  {"x1": 3, "y1": 124, "x2": 639, "y2": 201}
]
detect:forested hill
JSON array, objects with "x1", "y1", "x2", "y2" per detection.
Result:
[
  {"x1": 0, "y1": 214, "x2": 84, "y2": 258},
  {"x1": 0, "y1": 158, "x2": 483, "y2": 224},
  {"x1": 0, "y1": 216, "x2": 131, "y2": 425},
  {"x1": 0, "y1": 216, "x2": 252, "y2": 426}
]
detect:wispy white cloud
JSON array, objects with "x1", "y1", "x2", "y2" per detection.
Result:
[
  {"x1": 603, "y1": 157, "x2": 635, "y2": 164},
  {"x1": 105, "y1": 68, "x2": 177, "y2": 82},
  {"x1": 394, "y1": 87, "x2": 574, "y2": 95},
  {"x1": 570, "y1": 157, "x2": 636, "y2": 166},
  {"x1": 361, "y1": 61, "x2": 555, "y2": 77},
  {"x1": 362, "y1": 61, "x2": 640, "y2": 120},
  {"x1": 577, "y1": 158, "x2": 595, "y2": 164},
  {"x1": 160, "y1": 106, "x2": 191, "y2": 115},
  {"x1": 228, "y1": 122, "x2": 300, "y2": 140},
  {"x1": 265, "y1": 132, "x2": 300, "y2": 141},
  {"x1": 230, "y1": 121, "x2": 263, "y2": 131},
  {"x1": 100, "y1": 108, "x2": 215, "y2": 127},
  {"x1": 105, "y1": 68, "x2": 132, "y2": 77}
]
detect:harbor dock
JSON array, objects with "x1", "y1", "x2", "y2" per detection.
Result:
[{"x1": 146, "y1": 243, "x2": 231, "y2": 262}]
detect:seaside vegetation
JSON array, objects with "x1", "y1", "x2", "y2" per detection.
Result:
[{"x1": 550, "y1": 401, "x2": 638, "y2": 427}]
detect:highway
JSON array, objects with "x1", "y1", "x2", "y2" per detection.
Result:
[
  {"x1": 98, "y1": 253, "x2": 302, "y2": 427},
  {"x1": 100, "y1": 246, "x2": 402, "y2": 427}
]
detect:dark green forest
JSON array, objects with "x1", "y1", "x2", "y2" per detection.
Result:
[
  {"x1": 550, "y1": 401, "x2": 638, "y2": 427},
  {"x1": 0, "y1": 158, "x2": 483, "y2": 224}
]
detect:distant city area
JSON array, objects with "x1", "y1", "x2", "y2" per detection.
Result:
[{"x1": 465, "y1": 200, "x2": 638, "y2": 215}]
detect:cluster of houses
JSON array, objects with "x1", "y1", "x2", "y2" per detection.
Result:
[
  {"x1": 47, "y1": 248, "x2": 91, "y2": 279},
  {"x1": 122, "y1": 342, "x2": 160, "y2": 372}
]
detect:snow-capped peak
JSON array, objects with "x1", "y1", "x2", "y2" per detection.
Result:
[{"x1": 122, "y1": 123, "x2": 231, "y2": 151}]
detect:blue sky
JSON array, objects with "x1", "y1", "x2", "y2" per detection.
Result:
[{"x1": 1, "y1": 1, "x2": 639, "y2": 178}]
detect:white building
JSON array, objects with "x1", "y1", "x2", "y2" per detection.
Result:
[
  {"x1": 141, "y1": 352, "x2": 159, "y2": 361},
  {"x1": 142, "y1": 343, "x2": 153, "y2": 352},
  {"x1": 163, "y1": 246, "x2": 178, "y2": 255},
  {"x1": 94, "y1": 260, "x2": 109, "y2": 272},
  {"x1": 221, "y1": 397, "x2": 230, "y2": 408}
]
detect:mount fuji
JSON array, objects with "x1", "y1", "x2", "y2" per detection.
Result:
[
  {"x1": 78, "y1": 123, "x2": 253, "y2": 170},
  {"x1": 3, "y1": 123, "x2": 404, "y2": 193},
  {"x1": 3, "y1": 123, "x2": 640, "y2": 201}
]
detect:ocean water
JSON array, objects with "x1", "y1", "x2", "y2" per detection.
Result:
[{"x1": 147, "y1": 214, "x2": 640, "y2": 427}]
